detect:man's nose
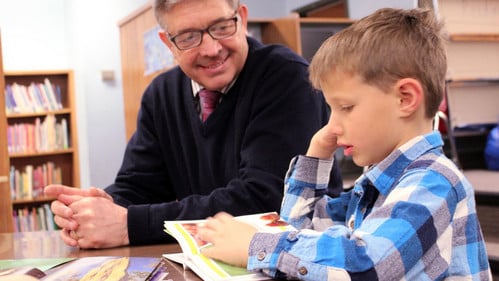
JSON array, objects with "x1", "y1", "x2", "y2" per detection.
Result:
[{"x1": 198, "y1": 32, "x2": 222, "y2": 56}]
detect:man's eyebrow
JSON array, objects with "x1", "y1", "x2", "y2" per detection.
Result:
[{"x1": 172, "y1": 14, "x2": 234, "y2": 35}]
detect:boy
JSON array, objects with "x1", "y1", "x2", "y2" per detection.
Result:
[{"x1": 197, "y1": 7, "x2": 492, "y2": 280}]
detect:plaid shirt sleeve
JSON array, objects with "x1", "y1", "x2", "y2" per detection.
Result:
[{"x1": 247, "y1": 133, "x2": 491, "y2": 281}]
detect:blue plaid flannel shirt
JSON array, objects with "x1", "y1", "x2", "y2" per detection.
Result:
[{"x1": 248, "y1": 131, "x2": 492, "y2": 280}]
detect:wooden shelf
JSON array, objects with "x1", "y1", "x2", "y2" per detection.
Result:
[
  {"x1": 1, "y1": 68, "x2": 80, "y2": 232},
  {"x1": 299, "y1": 17, "x2": 354, "y2": 24},
  {"x1": 450, "y1": 33, "x2": 499, "y2": 42},
  {"x1": 0, "y1": 32, "x2": 13, "y2": 233},
  {"x1": 9, "y1": 149, "x2": 75, "y2": 158},
  {"x1": 12, "y1": 196, "x2": 56, "y2": 205},
  {"x1": 6, "y1": 109, "x2": 71, "y2": 118}
]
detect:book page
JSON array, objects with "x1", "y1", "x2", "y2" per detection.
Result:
[
  {"x1": 41, "y1": 256, "x2": 163, "y2": 281},
  {"x1": 163, "y1": 212, "x2": 296, "y2": 281}
]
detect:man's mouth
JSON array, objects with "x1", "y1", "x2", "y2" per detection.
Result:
[{"x1": 205, "y1": 60, "x2": 224, "y2": 69}]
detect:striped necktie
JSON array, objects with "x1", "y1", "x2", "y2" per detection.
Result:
[{"x1": 199, "y1": 89, "x2": 221, "y2": 121}]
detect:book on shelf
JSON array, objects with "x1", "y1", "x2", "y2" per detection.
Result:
[
  {"x1": 4, "y1": 78, "x2": 62, "y2": 114},
  {"x1": 10, "y1": 162, "x2": 62, "y2": 200},
  {"x1": 7, "y1": 116, "x2": 69, "y2": 154},
  {"x1": 0, "y1": 256, "x2": 169, "y2": 281},
  {"x1": 12, "y1": 204, "x2": 57, "y2": 232},
  {"x1": 163, "y1": 212, "x2": 296, "y2": 281}
]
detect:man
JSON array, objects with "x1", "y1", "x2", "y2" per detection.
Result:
[{"x1": 45, "y1": 0, "x2": 342, "y2": 249}]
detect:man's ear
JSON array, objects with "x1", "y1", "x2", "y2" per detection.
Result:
[
  {"x1": 158, "y1": 30, "x2": 175, "y2": 53},
  {"x1": 238, "y1": 4, "x2": 249, "y2": 33},
  {"x1": 395, "y1": 78, "x2": 424, "y2": 117}
]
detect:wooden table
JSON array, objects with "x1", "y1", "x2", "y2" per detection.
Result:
[{"x1": 0, "y1": 230, "x2": 202, "y2": 280}]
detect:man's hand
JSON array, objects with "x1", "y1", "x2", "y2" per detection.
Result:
[
  {"x1": 65, "y1": 195, "x2": 129, "y2": 248},
  {"x1": 197, "y1": 212, "x2": 256, "y2": 268},
  {"x1": 44, "y1": 184, "x2": 129, "y2": 248}
]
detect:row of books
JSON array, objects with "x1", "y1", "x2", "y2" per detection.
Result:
[
  {"x1": 7, "y1": 115, "x2": 69, "y2": 154},
  {"x1": 10, "y1": 161, "x2": 62, "y2": 200},
  {"x1": 12, "y1": 204, "x2": 58, "y2": 233},
  {"x1": 4, "y1": 78, "x2": 63, "y2": 114}
]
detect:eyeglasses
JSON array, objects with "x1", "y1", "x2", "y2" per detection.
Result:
[{"x1": 168, "y1": 13, "x2": 239, "y2": 50}]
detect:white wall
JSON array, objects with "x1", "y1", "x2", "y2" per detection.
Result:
[
  {"x1": 64, "y1": 0, "x2": 149, "y2": 188},
  {"x1": 0, "y1": 0, "x2": 68, "y2": 70}
]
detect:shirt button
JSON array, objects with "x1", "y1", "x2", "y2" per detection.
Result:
[
  {"x1": 349, "y1": 219, "x2": 355, "y2": 229},
  {"x1": 298, "y1": 266, "x2": 308, "y2": 275},
  {"x1": 287, "y1": 232, "x2": 297, "y2": 241},
  {"x1": 257, "y1": 252, "x2": 266, "y2": 261}
]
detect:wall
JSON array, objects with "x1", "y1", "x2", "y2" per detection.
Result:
[
  {"x1": 64, "y1": 0, "x2": 149, "y2": 188},
  {"x1": 0, "y1": 0, "x2": 68, "y2": 70}
]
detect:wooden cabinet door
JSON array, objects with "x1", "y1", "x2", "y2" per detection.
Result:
[{"x1": 0, "y1": 32, "x2": 14, "y2": 232}]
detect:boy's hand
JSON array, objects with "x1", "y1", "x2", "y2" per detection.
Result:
[
  {"x1": 306, "y1": 121, "x2": 338, "y2": 159},
  {"x1": 197, "y1": 212, "x2": 257, "y2": 268}
]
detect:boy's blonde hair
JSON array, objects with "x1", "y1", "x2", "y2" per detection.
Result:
[{"x1": 310, "y1": 8, "x2": 447, "y2": 118}]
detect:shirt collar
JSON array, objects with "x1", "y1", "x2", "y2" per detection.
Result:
[
  {"x1": 362, "y1": 131, "x2": 444, "y2": 195},
  {"x1": 191, "y1": 79, "x2": 236, "y2": 97}
]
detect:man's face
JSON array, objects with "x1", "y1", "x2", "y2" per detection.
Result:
[{"x1": 159, "y1": 0, "x2": 249, "y2": 91}]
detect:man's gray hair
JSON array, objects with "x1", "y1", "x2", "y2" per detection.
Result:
[{"x1": 154, "y1": 0, "x2": 240, "y2": 29}]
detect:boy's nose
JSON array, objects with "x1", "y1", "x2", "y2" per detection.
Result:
[{"x1": 328, "y1": 115, "x2": 343, "y2": 136}]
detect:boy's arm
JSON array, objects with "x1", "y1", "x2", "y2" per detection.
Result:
[
  {"x1": 247, "y1": 170, "x2": 459, "y2": 280},
  {"x1": 280, "y1": 156, "x2": 337, "y2": 230},
  {"x1": 281, "y1": 121, "x2": 341, "y2": 230}
]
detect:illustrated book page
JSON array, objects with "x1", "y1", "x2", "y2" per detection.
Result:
[{"x1": 163, "y1": 212, "x2": 296, "y2": 281}]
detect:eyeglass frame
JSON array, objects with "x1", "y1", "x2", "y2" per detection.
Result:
[{"x1": 168, "y1": 11, "x2": 239, "y2": 50}]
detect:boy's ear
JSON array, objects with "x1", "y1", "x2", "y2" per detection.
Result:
[{"x1": 395, "y1": 78, "x2": 424, "y2": 117}]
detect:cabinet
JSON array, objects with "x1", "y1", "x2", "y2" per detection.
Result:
[{"x1": 2, "y1": 69, "x2": 80, "y2": 232}]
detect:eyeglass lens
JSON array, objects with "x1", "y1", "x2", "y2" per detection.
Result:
[{"x1": 172, "y1": 17, "x2": 237, "y2": 50}]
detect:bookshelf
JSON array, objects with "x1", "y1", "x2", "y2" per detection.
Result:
[
  {"x1": 118, "y1": 3, "x2": 353, "y2": 140},
  {"x1": 2, "y1": 69, "x2": 80, "y2": 232},
  {"x1": 0, "y1": 32, "x2": 15, "y2": 233}
]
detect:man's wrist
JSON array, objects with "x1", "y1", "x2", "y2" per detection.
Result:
[{"x1": 121, "y1": 207, "x2": 130, "y2": 245}]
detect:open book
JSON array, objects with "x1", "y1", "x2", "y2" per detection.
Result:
[
  {"x1": 163, "y1": 212, "x2": 296, "y2": 281},
  {"x1": 0, "y1": 256, "x2": 167, "y2": 281}
]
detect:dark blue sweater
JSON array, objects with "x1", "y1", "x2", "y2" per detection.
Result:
[{"x1": 106, "y1": 37, "x2": 342, "y2": 245}]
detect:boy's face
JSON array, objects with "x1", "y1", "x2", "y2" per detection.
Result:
[{"x1": 321, "y1": 71, "x2": 405, "y2": 167}]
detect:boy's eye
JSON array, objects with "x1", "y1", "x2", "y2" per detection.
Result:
[{"x1": 340, "y1": 105, "x2": 353, "y2": 111}]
